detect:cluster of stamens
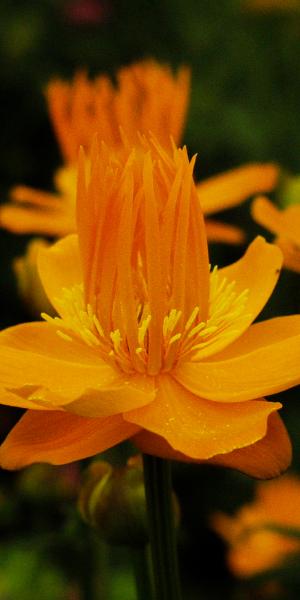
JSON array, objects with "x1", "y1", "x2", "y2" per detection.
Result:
[{"x1": 42, "y1": 267, "x2": 250, "y2": 375}]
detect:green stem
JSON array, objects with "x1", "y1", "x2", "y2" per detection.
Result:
[
  {"x1": 142, "y1": 454, "x2": 182, "y2": 600},
  {"x1": 131, "y1": 545, "x2": 153, "y2": 600}
]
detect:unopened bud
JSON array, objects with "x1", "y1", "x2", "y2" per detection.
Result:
[{"x1": 78, "y1": 457, "x2": 149, "y2": 546}]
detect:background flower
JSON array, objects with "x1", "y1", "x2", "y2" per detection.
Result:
[
  {"x1": 0, "y1": 62, "x2": 279, "y2": 244},
  {"x1": 252, "y1": 196, "x2": 300, "y2": 273},
  {"x1": 212, "y1": 474, "x2": 300, "y2": 578}
]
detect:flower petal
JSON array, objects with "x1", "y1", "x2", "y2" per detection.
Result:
[
  {"x1": 0, "y1": 321, "x2": 100, "y2": 363},
  {"x1": 124, "y1": 376, "x2": 281, "y2": 459},
  {"x1": 174, "y1": 315, "x2": 300, "y2": 402},
  {"x1": 197, "y1": 163, "x2": 278, "y2": 215},
  {"x1": 0, "y1": 410, "x2": 140, "y2": 469},
  {"x1": 252, "y1": 198, "x2": 300, "y2": 272},
  {"x1": 37, "y1": 234, "x2": 82, "y2": 313},
  {"x1": 219, "y1": 236, "x2": 282, "y2": 324},
  {"x1": 133, "y1": 413, "x2": 290, "y2": 478},
  {"x1": 0, "y1": 204, "x2": 73, "y2": 237},
  {"x1": 0, "y1": 390, "x2": 49, "y2": 411},
  {"x1": 252, "y1": 197, "x2": 300, "y2": 246},
  {"x1": 189, "y1": 236, "x2": 283, "y2": 361},
  {"x1": 207, "y1": 412, "x2": 291, "y2": 479},
  {"x1": 0, "y1": 322, "x2": 156, "y2": 415},
  {"x1": 276, "y1": 235, "x2": 300, "y2": 273},
  {"x1": 205, "y1": 219, "x2": 245, "y2": 244}
]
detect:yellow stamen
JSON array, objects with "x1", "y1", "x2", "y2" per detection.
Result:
[{"x1": 42, "y1": 263, "x2": 250, "y2": 375}]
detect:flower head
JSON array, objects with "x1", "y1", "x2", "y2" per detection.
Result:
[
  {"x1": 212, "y1": 474, "x2": 300, "y2": 577},
  {"x1": 252, "y1": 196, "x2": 300, "y2": 273},
  {"x1": 47, "y1": 61, "x2": 190, "y2": 163},
  {"x1": 0, "y1": 136, "x2": 299, "y2": 475},
  {"x1": 0, "y1": 61, "x2": 278, "y2": 243}
]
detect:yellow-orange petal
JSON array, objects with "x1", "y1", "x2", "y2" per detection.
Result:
[
  {"x1": 0, "y1": 205, "x2": 73, "y2": 237},
  {"x1": 205, "y1": 219, "x2": 245, "y2": 244},
  {"x1": 218, "y1": 234, "x2": 282, "y2": 331},
  {"x1": 278, "y1": 204, "x2": 300, "y2": 243},
  {"x1": 0, "y1": 390, "x2": 50, "y2": 411},
  {"x1": 0, "y1": 321, "x2": 105, "y2": 363},
  {"x1": 124, "y1": 376, "x2": 281, "y2": 459},
  {"x1": 132, "y1": 412, "x2": 290, "y2": 478},
  {"x1": 0, "y1": 410, "x2": 140, "y2": 469},
  {"x1": 197, "y1": 163, "x2": 279, "y2": 216},
  {"x1": 252, "y1": 197, "x2": 300, "y2": 272},
  {"x1": 10, "y1": 185, "x2": 62, "y2": 209},
  {"x1": 190, "y1": 237, "x2": 283, "y2": 361},
  {"x1": 207, "y1": 412, "x2": 291, "y2": 478},
  {"x1": 174, "y1": 315, "x2": 300, "y2": 402},
  {"x1": 0, "y1": 322, "x2": 156, "y2": 415},
  {"x1": 252, "y1": 196, "x2": 283, "y2": 236},
  {"x1": 252, "y1": 197, "x2": 300, "y2": 246},
  {"x1": 276, "y1": 235, "x2": 300, "y2": 273},
  {"x1": 60, "y1": 373, "x2": 156, "y2": 417},
  {"x1": 38, "y1": 234, "x2": 82, "y2": 313}
]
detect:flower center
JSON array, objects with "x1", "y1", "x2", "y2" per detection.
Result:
[{"x1": 42, "y1": 267, "x2": 250, "y2": 375}]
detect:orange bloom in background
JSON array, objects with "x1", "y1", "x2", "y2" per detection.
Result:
[
  {"x1": 0, "y1": 136, "x2": 299, "y2": 476},
  {"x1": 212, "y1": 474, "x2": 300, "y2": 577},
  {"x1": 0, "y1": 60, "x2": 279, "y2": 243},
  {"x1": 46, "y1": 62, "x2": 190, "y2": 161},
  {"x1": 252, "y1": 196, "x2": 300, "y2": 273}
]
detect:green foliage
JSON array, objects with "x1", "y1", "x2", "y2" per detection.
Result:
[{"x1": 0, "y1": 542, "x2": 68, "y2": 600}]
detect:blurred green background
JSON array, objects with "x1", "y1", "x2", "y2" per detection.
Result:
[{"x1": 0, "y1": 0, "x2": 300, "y2": 598}]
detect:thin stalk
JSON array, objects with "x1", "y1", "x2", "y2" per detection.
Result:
[
  {"x1": 142, "y1": 454, "x2": 182, "y2": 600},
  {"x1": 131, "y1": 544, "x2": 154, "y2": 600}
]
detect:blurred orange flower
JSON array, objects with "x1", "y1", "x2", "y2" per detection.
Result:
[
  {"x1": 46, "y1": 63, "x2": 190, "y2": 160},
  {"x1": 0, "y1": 61, "x2": 278, "y2": 243},
  {"x1": 213, "y1": 474, "x2": 300, "y2": 577},
  {"x1": 252, "y1": 196, "x2": 300, "y2": 273},
  {"x1": 0, "y1": 136, "x2": 299, "y2": 475}
]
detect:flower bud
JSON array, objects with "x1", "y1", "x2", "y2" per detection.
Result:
[
  {"x1": 78, "y1": 457, "x2": 148, "y2": 546},
  {"x1": 79, "y1": 456, "x2": 179, "y2": 547}
]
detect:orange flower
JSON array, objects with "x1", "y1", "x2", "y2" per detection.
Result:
[
  {"x1": 46, "y1": 62, "x2": 190, "y2": 161},
  {"x1": 252, "y1": 196, "x2": 300, "y2": 273},
  {"x1": 0, "y1": 61, "x2": 279, "y2": 243},
  {"x1": 0, "y1": 137, "x2": 298, "y2": 475},
  {"x1": 213, "y1": 474, "x2": 300, "y2": 577}
]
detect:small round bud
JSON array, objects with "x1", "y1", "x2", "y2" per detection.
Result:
[{"x1": 78, "y1": 457, "x2": 149, "y2": 546}]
